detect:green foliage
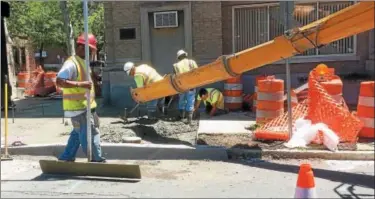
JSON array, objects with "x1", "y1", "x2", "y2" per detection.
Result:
[
  {"x1": 7, "y1": 1, "x2": 105, "y2": 53},
  {"x1": 67, "y1": 1, "x2": 105, "y2": 52},
  {"x1": 7, "y1": 1, "x2": 65, "y2": 49}
]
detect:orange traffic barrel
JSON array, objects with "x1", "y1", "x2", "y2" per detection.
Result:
[
  {"x1": 357, "y1": 81, "x2": 374, "y2": 138},
  {"x1": 253, "y1": 75, "x2": 267, "y2": 112},
  {"x1": 44, "y1": 72, "x2": 57, "y2": 88},
  {"x1": 224, "y1": 76, "x2": 243, "y2": 111},
  {"x1": 16, "y1": 72, "x2": 30, "y2": 88},
  {"x1": 320, "y1": 77, "x2": 343, "y2": 104},
  {"x1": 256, "y1": 76, "x2": 284, "y2": 125}
]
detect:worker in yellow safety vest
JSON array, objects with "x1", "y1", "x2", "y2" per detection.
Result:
[
  {"x1": 123, "y1": 62, "x2": 165, "y2": 120},
  {"x1": 173, "y1": 49, "x2": 198, "y2": 124},
  {"x1": 194, "y1": 88, "x2": 229, "y2": 117},
  {"x1": 55, "y1": 33, "x2": 106, "y2": 163}
]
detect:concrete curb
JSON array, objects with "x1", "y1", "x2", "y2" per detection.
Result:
[
  {"x1": 3, "y1": 143, "x2": 373, "y2": 161},
  {"x1": 1, "y1": 143, "x2": 229, "y2": 161},
  {"x1": 227, "y1": 148, "x2": 375, "y2": 161}
]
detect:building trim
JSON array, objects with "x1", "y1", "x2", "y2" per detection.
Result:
[{"x1": 140, "y1": 3, "x2": 192, "y2": 65}]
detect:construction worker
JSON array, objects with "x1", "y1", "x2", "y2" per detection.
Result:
[
  {"x1": 194, "y1": 88, "x2": 229, "y2": 117},
  {"x1": 173, "y1": 49, "x2": 198, "y2": 124},
  {"x1": 123, "y1": 62, "x2": 165, "y2": 119},
  {"x1": 56, "y1": 33, "x2": 106, "y2": 163}
]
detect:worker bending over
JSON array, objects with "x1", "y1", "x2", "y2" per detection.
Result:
[
  {"x1": 194, "y1": 88, "x2": 229, "y2": 117},
  {"x1": 173, "y1": 50, "x2": 198, "y2": 124},
  {"x1": 56, "y1": 33, "x2": 106, "y2": 163},
  {"x1": 124, "y1": 62, "x2": 165, "y2": 119}
]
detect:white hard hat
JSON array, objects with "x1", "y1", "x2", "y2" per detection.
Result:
[
  {"x1": 177, "y1": 50, "x2": 187, "y2": 59},
  {"x1": 124, "y1": 62, "x2": 134, "y2": 75}
]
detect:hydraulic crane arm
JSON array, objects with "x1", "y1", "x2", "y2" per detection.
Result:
[{"x1": 131, "y1": 1, "x2": 374, "y2": 103}]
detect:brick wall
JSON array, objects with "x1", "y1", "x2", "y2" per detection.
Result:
[
  {"x1": 191, "y1": 1, "x2": 222, "y2": 65},
  {"x1": 104, "y1": 1, "x2": 142, "y2": 65}
]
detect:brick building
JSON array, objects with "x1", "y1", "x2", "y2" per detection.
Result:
[{"x1": 102, "y1": 1, "x2": 374, "y2": 108}]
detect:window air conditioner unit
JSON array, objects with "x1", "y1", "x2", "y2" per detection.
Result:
[{"x1": 154, "y1": 11, "x2": 178, "y2": 28}]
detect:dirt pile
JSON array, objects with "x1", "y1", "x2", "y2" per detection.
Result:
[{"x1": 100, "y1": 115, "x2": 198, "y2": 145}]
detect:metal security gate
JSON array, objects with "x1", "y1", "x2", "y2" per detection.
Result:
[{"x1": 232, "y1": 2, "x2": 355, "y2": 56}]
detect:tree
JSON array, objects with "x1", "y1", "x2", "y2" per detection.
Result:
[
  {"x1": 67, "y1": 1, "x2": 105, "y2": 58},
  {"x1": 7, "y1": 1, "x2": 65, "y2": 69},
  {"x1": 60, "y1": 1, "x2": 75, "y2": 56}
]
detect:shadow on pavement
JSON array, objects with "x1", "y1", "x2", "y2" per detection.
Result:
[
  {"x1": 334, "y1": 183, "x2": 375, "y2": 199},
  {"x1": 1, "y1": 173, "x2": 140, "y2": 183},
  {"x1": 230, "y1": 160, "x2": 375, "y2": 190}
]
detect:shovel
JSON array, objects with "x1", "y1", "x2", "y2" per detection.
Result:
[{"x1": 39, "y1": 0, "x2": 141, "y2": 179}]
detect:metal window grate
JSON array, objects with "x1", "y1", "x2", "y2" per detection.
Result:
[
  {"x1": 233, "y1": 2, "x2": 355, "y2": 56},
  {"x1": 154, "y1": 11, "x2": 178, "y2": 28}
]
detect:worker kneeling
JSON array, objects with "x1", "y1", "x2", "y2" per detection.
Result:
[
  {"x1": 194, "y1": 88, "x2": 229, "y2": 117},
  {"x1": 173, "y1": 50, "x2": 198, "y2": 124},
  {"x1": 124, "y1": 62, "x2": 165, "y2": 120},
  {"x1": 56, "y1": 33, "x2": 106, "y2": 163}
]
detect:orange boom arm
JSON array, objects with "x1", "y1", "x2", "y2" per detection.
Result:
[{"x1": 131, "y1": 2, "x2": 374, "y2": 103}]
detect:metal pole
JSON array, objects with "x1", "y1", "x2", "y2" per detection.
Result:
[
  {"x1": 283, "y1": 2, "x2": 294, "y2": 140},
  {"x1": 83, "y1": 0, "x2": 92, "y2": 162}
]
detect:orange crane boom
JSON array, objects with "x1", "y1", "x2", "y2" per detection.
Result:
[{"x1": 131, "y1": 1, "x2": 374, "y2": 103}]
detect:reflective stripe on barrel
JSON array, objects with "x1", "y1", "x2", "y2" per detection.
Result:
[
  {"x1": 357, "y1": 81, "x2": 374, "y2": 138},
  {"x1": 256, "y1": 76, "x2": 284, "y2": 125},
  {"x1": 253, "y1": 75, "x2": 267, "y2": 112},
  {"x1": 321, "y1": 78, "x2": 343, "y2": 104},
  {"x1": 224, "y1": 76, "x2": 243, "y2": 111}
]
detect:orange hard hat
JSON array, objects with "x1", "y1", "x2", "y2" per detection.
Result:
[
  {"x1": 77, "y1": 33, "x2": 97, "y2": 50},
  {"x1": 316, "y1": 63, "x2": 328, "y2": 75}
]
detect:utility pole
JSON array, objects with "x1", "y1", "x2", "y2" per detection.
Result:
[{"x1": 280, "y1": 1, "x2": 294, "y2": 140}]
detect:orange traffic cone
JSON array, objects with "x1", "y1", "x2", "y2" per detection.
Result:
[{"x1": 294, "y1": 163, "x2": 317, "y2": 198}]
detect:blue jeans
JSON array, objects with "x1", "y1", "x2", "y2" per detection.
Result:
[
  {"x1": 147, "y1": 98, "x2": 165, "y2": 112},
  {"x1": 59, "y1": 111, "x2": 105, "y2": 162},
  {"x1": 178, "y1": 89, "x2": 196, "y2": 112}
]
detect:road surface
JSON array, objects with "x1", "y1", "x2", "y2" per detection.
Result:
[{"x1": 1, "y1": 156, "x2": 374, "y2": 198}]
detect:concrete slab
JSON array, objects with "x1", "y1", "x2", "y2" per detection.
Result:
[{"x1": 197, "y1": 112, "x2": 255, "y2": 134}]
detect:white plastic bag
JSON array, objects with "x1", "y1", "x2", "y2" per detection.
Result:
[
  {"x1": 284, "y1": 118, "x2": 318, "y2": 148},
  {"x1": 318, "y1": 123, "x2": 339, "y2": 152}
]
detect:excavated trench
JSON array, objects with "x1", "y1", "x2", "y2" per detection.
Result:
[{"x1": 100, "y1": 110, "x2": 198, "y2": 146}]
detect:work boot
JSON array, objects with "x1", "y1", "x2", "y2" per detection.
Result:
[
  {"x1": 147, "y1": 111, "x2": 157, "y2": 120},
  {"x1": 185, "y1": 111, "x2": 194, "y2": 125},
  {"x1": 178, "y1": 110, "x2": 186, "y2": 121}
]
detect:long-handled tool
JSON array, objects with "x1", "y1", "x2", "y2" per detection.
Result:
[
  {"x1": 122, "y1": 103, "x2": 140, "y2": 122},
  {"x1": 39, "y1": 0, "x2": 141, "y2": 179},
  {"x1": 1, "y1": 75, "x2": 13, "y2": 161}
]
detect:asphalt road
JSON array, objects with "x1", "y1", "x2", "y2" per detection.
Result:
[{"x1": 1, "y1": 156, "x2": 374, "y2": 198}]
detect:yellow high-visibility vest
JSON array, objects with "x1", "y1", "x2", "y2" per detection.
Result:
[
  {"x1": 62, "y1": 56, "x2": 97, "y2": 111},
  {"x1": 174, "y1": 58, "x2": 197, "y2": 75},
  {"x1": 134, "y1": 64, "x2": 163, "y2": 85}
]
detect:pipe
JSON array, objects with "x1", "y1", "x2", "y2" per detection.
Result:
[
  {"x1": 131, "y1": 2, "x2": 374, "y2": 103},
  {"x1": 83, "y1": 0, "x2": 92, "y2": 162}
]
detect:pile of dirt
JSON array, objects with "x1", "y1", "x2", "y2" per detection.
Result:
[
  {"x1": 100, "y1": 114, "x2": 198, "y2": 145},
  {"x1": 197, "y1": 134, "x2": 286, "y2": 150}
]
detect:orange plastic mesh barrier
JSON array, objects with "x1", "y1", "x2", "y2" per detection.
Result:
[
  {"x1": 254, "y1": 99, "x2": 308, "y2": 141},
  {"x1": 254, "y1": 67, "x2": 363, "y2": 143},
  {"x1": 306, "y1": 71, "x2": 363, "y2": 143}
]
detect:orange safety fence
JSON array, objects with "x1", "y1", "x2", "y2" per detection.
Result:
[{"x1": 254, "y1": 66, "x2": 363, "y2": 143}]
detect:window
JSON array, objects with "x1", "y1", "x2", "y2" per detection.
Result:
[
  {"x1": 233, "y1": 2, "x2": 355, "y2": 56},
  {"x1": 12, "y1": 47, "x2": 19, "y2": 64},
  {"x1": 20, "y1": 47, "x2": 26, "y2": 64},
  {"x1": 119, "y1": 28, "x2": 136, "y2": 40},
  {"x1": 153, "y1": 11, "x2": 178, "y2": 28}
]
